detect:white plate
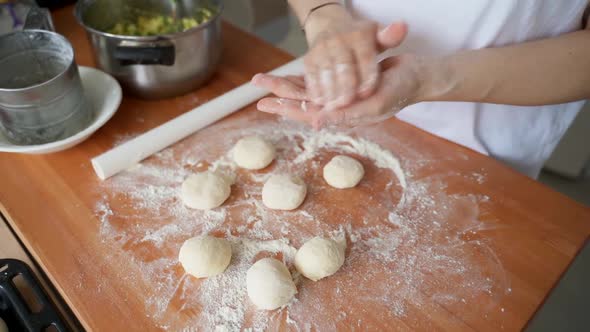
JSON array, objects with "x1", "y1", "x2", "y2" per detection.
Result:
[{"x1": 0, "y1": 66, "x2": 122, "y2": 154}]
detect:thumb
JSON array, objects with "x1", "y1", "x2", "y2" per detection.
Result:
[{"x1": 377, "y1": 22, "x2": 408, "y2": 51}]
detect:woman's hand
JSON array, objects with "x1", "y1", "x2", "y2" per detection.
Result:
[
  {"x1": 253, "y1": 54, "x2": 427, "y2": 129},
  {"x1": 302, "y1": 5, "x2": 407, "y2": 110}
]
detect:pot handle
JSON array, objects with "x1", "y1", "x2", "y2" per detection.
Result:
[{"x1": 114, "y1": 43, "x2": 175, "y2": 66}]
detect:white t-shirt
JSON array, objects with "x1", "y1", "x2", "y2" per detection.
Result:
[{"x1": 349, "y1": 0, "x2": 588, "y2": 178}]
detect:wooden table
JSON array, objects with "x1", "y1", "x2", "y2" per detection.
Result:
[{"x1": 1, "y1": 5, "x2": 589, "y2": 332}]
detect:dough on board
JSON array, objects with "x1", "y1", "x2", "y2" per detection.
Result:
[
  {"x1": 247, "y1": 258, "x2": 297, "y2": 310},
  {"x1": 181, "y1": 171, "x2": 231, "y2": 210},
  {"x1": 178, "y1": 235, "x2": 232, "y2": 278},
  {"x1": 233, "y1": 136, "x2": 276, "y2": 170},
  {"x1": 323, "y1": 155, "x2": 365, "y2": 189},
  {"x1": 262, "y1": 174, "x2": 307, "y2": 210},
  {"x1": 295, "y1": 237, "x2": 346, "y2": 281}
]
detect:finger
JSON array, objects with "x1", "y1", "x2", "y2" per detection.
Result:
[
  {"x1": 257, "y1": 98, "x2": 321, "y2": 125},
  {"x1": 353, "y1": 41, "x2": 380, "y2": 98},
  {"x1": 318, "y1": 66, "x2": 336, "y2": 104},
  {"x1": 377, "y1": 22, "x2": 408, "y2": 51},
  {"x1": 330, "y1": 108, "x2": 394, "y2": 128},
  {"x1": 315, "y1": 93, "x2": 387, "y2": 128},
  {"x1": 251, "y1": 73, "x2": 308, "y2": 100},
  {"x1": 325, "y1": 39, "x2": 358, "y2": 110},
  {"x1": 284, "y1": 75, "x2": 306, "y2": 88},
  {"x1": 258, "y1": 98, "x2": 321, "y2": 114},
  {"x1": 304, "y1": 49, "x2": 324, "y2": 105},
  {"x1": 309, "y1": 40, "x2": 338, "y2": 105}
]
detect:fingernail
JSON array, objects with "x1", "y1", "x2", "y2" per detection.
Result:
[
  {"x1": 336, "y1": 94, "x2": 351, "y2": 106},
  {"x1": 257, "y1": 99, "x2": 280, "y2": 111},
  {"x1": 379, "y1": 24, "x2": 394, "y2": 36},
  {"x1": 335, "y1": 64, "x2": 351, "y2": 74},
  {"x1": 325, "y1": 94, "x2": 351, "y2": 111},
  {"x1": 309, "y1": 88, "x2": 320, "y2": 102},
  {"x1": 326, "y1": 91, "x2": 335, "y2": 102},
  {"x1": 320, "y1": 69, "x2": 331, "y2": 84},
  {"x1": 310, "y1": 92, "x2": 319, "y2": 103},
  {"x1": 319, "y1": 70, "x2": 334, "y2": 100},
  {"x1": 251, "y1": 73, "x2": 263, "y2": 84},
  {"x1": 324, "y1": 100, "x2": 338, "y2": 111},
  {"x1": 360, "y1": 75, "x2": 377, "y2": 94},
  {"x1": 306, "y1": 75, "x2": 317, "y2": 90}
]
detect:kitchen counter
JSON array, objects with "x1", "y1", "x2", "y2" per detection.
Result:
[{"x1": 0, "y1": 5, "x2": 589, "y2": 331}]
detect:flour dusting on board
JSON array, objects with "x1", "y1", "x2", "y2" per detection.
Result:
[{"x1": 94, "y1": 114, "x2": 509, "y2": 330}]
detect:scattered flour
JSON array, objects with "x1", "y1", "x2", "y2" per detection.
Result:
[
  {"x1": 93, "y1": 115, "x2": 509, "y2": 330},
  {"x1": 290, "y1": 130, "x2": 406, "y2": 189},
  {"x1": 112, "y1": 132, "x2": 139, "y2": 147}
]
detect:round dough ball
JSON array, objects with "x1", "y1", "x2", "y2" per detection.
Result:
[
  {"x1": 179, "y1": 236, "x2": 232, "y2": 278},
  {"x1": 262, "y1": 174, "x2": 307, "y2": 210},
  {"x1": 323, "y1": 155, "x2": 365, "y2": 189},
  {"x1": 233, "y1": 136, "x2": 276, "y2": 170},
  {"x1": 181, "y1": 171, "x2": 231, "y2": 210},
  {"x1": 295, "y1": 237, "x2": 346, "y2": 281},
  {"x1": 247, "y1": 258, "x2": 297, "y2": 310}
]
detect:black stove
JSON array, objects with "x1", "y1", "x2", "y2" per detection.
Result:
[{"x1": 0, "y1": 259, "x2": 68, "y2": 332}]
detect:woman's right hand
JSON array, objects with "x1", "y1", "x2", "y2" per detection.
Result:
[{"x1": 302, "y1": 4, "x2": 406, "y2": 110}]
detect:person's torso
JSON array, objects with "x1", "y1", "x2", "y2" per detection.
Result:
[{"x1": 349, "y1": 0, "x2": 588, "y2": 177}]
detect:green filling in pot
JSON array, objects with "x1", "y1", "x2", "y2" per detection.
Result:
[{"x1": 107, "y1": 7, "x2": 216, "y2": 36}]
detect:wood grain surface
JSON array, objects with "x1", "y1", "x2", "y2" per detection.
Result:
[{"x1": 0, "y1": 5, "x2": 589, "y2": 332}]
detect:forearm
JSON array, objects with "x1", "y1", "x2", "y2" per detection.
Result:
[{"x1": 421, "y1": 29, "x2": 590, "y2": 106}]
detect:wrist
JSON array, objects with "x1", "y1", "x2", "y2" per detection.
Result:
[
  {"x1": 303, "y1": 4, "x2": 352, "y2": 44},
  {"x1": 411, "y1": 55, "x2": 455, "y2": 103}
]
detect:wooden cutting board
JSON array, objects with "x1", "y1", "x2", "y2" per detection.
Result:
[{"x1": 0, "y1": 5, "x2": 589, "y2": 332}]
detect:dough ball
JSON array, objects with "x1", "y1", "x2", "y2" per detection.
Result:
[
  {"x1": 233, "y1": 136, "x2": 276, "y2": 170},
  {"x1": 295, "y1": 237, "x2": 346, "y2": 281},
  {"x1": 179, "y1": 236, "x2": 232, "y2": 278},
  {"x1": 181, "y1": 171, "x2": 231, "y2": 210},
  {"x1": 247, "y1": 258, "x2": 297, "y2": 310},
  {"x1": 323, "y1": 155, "x2": 365, "y2": 189},
  {"x1": 262, "y1": 174, "x2": 307, "y2": 210}
]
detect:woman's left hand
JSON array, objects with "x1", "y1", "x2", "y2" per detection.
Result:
[{"x1": 252, "y1": 54, "x2": 427, "y2": 129}]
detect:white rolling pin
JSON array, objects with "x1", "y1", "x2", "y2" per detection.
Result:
[{"x1": 92, "y1": 58, "x2": 303, "y2": 180}]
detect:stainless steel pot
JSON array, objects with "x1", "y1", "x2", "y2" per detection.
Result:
[{"x1": 75, "y1": 0, "x2": 222, "y2": 99}]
